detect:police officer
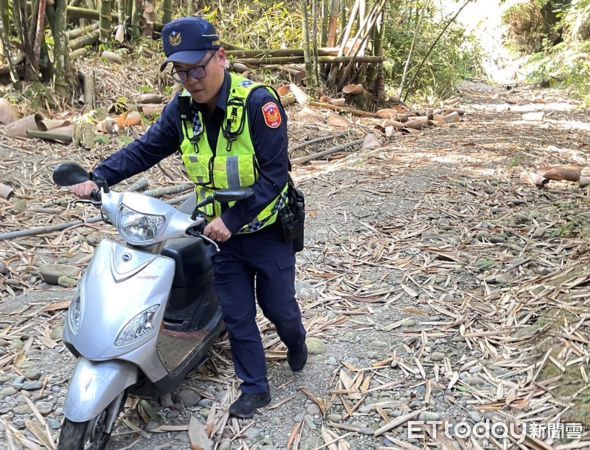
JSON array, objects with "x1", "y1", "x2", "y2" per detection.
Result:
[{"x1": 70, "y1": 17, "x2": 307, "y2": 419}]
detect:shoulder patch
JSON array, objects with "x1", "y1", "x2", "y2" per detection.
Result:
[{"x1": 261, "y1": 102, "x2": 282, "y2": 129}]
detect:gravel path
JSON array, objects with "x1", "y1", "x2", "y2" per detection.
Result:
[{"x1": 1, "y1": 82, "x2": 589, "y2": 449}]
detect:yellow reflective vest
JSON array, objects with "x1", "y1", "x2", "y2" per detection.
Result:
[{"x1": 179, "y1": 73, "x2": 288, "y2": 234}]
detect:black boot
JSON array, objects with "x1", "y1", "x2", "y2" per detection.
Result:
[
  {"x1": 229, "y1": 391, "x2": 271, "y2": 419},
  {"x1": 287, "y1": 343, "x2": 308, "y2": 372}
]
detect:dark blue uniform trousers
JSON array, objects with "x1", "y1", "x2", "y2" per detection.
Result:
[{"x1": 211, "y1": 224, "x2": 306, "y2": 394}]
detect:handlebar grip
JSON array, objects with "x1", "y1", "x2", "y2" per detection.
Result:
[
  {"x1": 90, "y1": 189, "x2": 102, "y2": 202},
  {"x1": 186, "y1": 221, "x2": 206, "y2": 237}
]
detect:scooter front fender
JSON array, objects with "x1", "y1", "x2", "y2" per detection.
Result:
[{"x1": 64, "y1": 358, "x2": 138, "y2": 423}]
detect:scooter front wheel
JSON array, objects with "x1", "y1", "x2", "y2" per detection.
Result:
[{"x1": 58, "y1": 415, "x2": 111, "y2": 450}]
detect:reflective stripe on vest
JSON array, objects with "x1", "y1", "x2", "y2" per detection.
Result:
[{"x1": 179, "y1": 73, "x2": 287, "y2": 234}]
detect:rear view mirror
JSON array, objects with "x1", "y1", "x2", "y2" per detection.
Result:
[
  {"x1": 214, "y1": 188, "x2": 254, "y2": 203},
  {"x1": 52, "y1": 162, "x2": 90, "y2": 186}
]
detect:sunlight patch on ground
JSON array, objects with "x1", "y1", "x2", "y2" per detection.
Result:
[
  {"x1": 468, "y1": 102, "x2": 577, "y2": 113},
  {"x1": 511, "y1": 119, "x2": 590, "y2": 132}
]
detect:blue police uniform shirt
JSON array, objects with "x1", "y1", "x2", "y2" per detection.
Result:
[{"x1": 93, "y1": 72, "x2": 289, "y2": 235}]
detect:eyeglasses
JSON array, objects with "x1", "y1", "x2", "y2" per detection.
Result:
[{"x1": 171, "y1": 51, "x2": 217, "y2": 83}]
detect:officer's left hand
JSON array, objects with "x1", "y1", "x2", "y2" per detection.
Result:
[{"x1": 204, "y1": 218, "x2": 232, "y2": 242}]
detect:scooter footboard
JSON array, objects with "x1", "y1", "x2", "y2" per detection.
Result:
[{"x1": 64, "y1": 358, "x2": 138, "y2": 423}]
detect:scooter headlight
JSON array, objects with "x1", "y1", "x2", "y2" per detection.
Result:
[
  {"x1": 115, "y1": 304, "x2": 160, "y2": 347},
  {"x1": 118, "y1": 204, "x2": 165, "y2": 245},
  {"x1": 68, "y1": 287, "x2": 82, "y2": 335}
]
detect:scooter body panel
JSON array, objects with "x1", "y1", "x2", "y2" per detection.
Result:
[
  {"x1": 63, "y1": 239, "x2": 174, "y2": 369},
  {"x1": 64, "y1": 358, "x2": 137, "y2": 423}
]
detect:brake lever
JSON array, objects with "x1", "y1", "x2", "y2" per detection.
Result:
[{"x1": 200, "y1": 235, "x2": 220, "y2": 253}]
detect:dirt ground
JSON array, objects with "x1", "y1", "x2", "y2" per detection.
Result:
[{"x1": 1, "y1": 81, "x2": 590, "y2": 450}]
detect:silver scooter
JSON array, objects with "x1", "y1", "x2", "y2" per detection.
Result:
[{"x1": 52, "y1": 162, "x2": 251, "y2": 450}]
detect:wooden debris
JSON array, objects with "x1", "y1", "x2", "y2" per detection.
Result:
[
  {"x1": 0, "y1": 98, "x2": 18, "y2": 125},
  {"x1": 342, "y1": 84, "x2": 365, "y2": 95},
  {"x1": 0, "y1": 182, "x2": 14, "y2": 199},
  {"x1": 536, "y1": 165, "x2": 582, "y2": 182},
  {"x1": 102, "y1": 50, "x2": 123, "y2": 64},
  {"x1": 3, "y1": 114, "x2": 46, "y2": 138},
  {"x1": 188, "y1": 415, "x2": 212, "y2": 450},
  {"x1": 292, "y1": 139, "x2": 364, "y2": 165}
]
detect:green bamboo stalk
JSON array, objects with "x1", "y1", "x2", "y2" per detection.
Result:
[
  {"x1": 301, "y1": 0, "x2": 316, "y2": 88},
  {"x1": 100, "y1": 0, "x2": 113, "y2": 41},
  {"x1": 0, "y1": 0, "x2": 21, "y2": 89},
  {"x1": 131, "y1": 0, "x2": 141, "y2": 39},
  {"x1": 53, "y1": 0, "x2": 70, "y2": 97},
  {"x1": 162, "y1": 0, "x2": 172, "y2": 24},
  {"x1": 312, "y1": 0, "x2": 320, "y2": 84}
]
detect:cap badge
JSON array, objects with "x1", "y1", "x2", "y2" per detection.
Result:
[{"x1": 169, "y1": 31, "x2": 182, "y2": 47}]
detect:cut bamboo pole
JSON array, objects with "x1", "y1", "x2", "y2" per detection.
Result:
[
  {"x1": 69, "y1": 29, "x2": 99, "y2": 50},
  {"x1": 226, "y1": 48, "x2": 338, "y2": 58},
  {"x1": 0, "y1": 182, "x2": 14, "y2": 200},
  {"x1": 234, "y1": 55, "x2": 382, "y2": 66},
  {"x1": 66, "y1": 22, "x2": 99, "y2": 40},
  {"x1": 80, "y1": 71, "x2": 95, "y2": 112},
  {"x1": 26, "y1": 130, "x2": 73, "y2": 144},
  {"x1": 292, "y1": 139, "x2": 364, "y2": 165},
  {"x1": 338, "y1": 0, "x2": 387, "y2": 89},
  {"x1": 309, "y1": 100, "x2": 380, "y2": 118}
]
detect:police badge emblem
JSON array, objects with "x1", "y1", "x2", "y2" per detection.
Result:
[{"x1": 169, "y1": 31, "x2": 182, "y2": 46}]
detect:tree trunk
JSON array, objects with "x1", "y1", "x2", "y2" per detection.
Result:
[
  {"x1": 0, "y1": 0, "x2": 21, "y2": 88},
  {"x1": 53, "y1": 0, "x2": 71, "y2": 97},
  {"x1": 162, "y1": 0, "x2": 172, "y2": 24},
  {"x1": 100, "y1": 0, "x2": 112, "y2": 41}
]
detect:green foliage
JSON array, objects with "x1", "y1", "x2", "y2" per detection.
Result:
[
  {"x1": 200, "y1": 1, "x2": 303, "y2": 49},
  {"x1": 563, "y1": 0, "x2": 590, "y2": 40},
  {"x1": 8, "y1": 82, "x2": 60, "y2": 110},
  {"x1": 502, "y1": 0, "x2": 572, "y2": 54},
  {"x1": 382, "y1": 3, "x2": 483, "y2": 100},
  {"x1": 516, "y1": 0, "x2": 590, "y2": 104},
  {"x1": 111, "y1": 96, "x2": 128, "y2": 114},
  {"x1": 526, "y1": 41, "x2": 590, "y2": 104}
]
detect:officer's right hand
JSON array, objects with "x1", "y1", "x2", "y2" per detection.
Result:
[{"x1": 70, "y1": 180, "x2": 99, "y2": 199}]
